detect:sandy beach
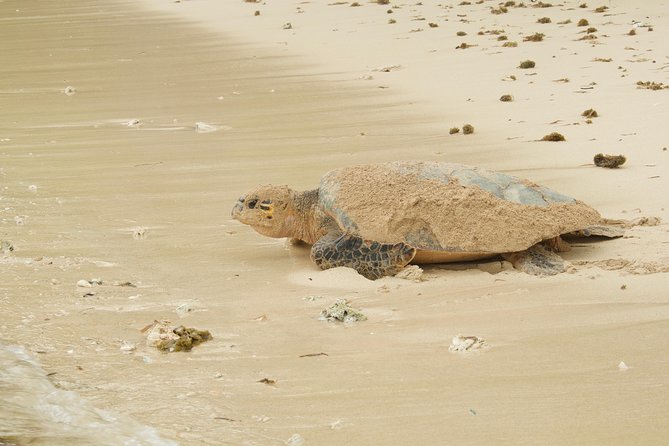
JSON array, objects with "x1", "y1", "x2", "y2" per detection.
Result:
[{"x1": 2, "y1": 0, "x2": 669, "y2": 445}]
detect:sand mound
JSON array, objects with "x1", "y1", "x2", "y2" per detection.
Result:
[{"x1": 320, "y1": 162, "x2": 601, "y2": 253}]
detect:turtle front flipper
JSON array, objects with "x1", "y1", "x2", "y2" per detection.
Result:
[
  {"x1": 502, "y1": 245, "x2": 565, "y2": 276},
  {"x1": 310, "y1": 232, "x2": 416, "y2": 280}
]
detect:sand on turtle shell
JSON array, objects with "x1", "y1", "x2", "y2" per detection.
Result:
[{"x1": 324, "y1": 163, "x2": 601, "y2": 254}]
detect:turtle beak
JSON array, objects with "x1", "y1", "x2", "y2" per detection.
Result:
[{"x1": 231, "y1": 196, "x2": 244, "y2": 220}]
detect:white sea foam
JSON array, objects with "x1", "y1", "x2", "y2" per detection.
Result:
[{"x1": 0, "y1": 343, "x2": 178, "y2": 446}]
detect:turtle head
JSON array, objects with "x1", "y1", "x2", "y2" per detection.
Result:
[{"x1": 231, "y1": 185, "x2": 298, "y2": 238}]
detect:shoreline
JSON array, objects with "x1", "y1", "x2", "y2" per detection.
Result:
[{"x1": 140, "y1": 0, "x2": 669, "y2": 215}]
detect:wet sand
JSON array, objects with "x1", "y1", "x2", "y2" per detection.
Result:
[{"x1": 2, "y1": 0, "x2": 669, "y2": 445}]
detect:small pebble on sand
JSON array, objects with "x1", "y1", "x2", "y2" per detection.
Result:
[
  {"x1": 132, "y1": 228, "x2": 147, "y2": 240},
  {"x1": 395, "y1": 265, "x2": 423, "y2": 281},
  {"x1": 120, "y1": 341, "x2": 137, "y2": 354}
]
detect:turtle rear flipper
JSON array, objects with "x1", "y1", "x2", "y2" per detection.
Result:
[
  {"x1": 502, "y1": 245, "x2": 565, "y2": 276},
  {"x1": 311, "y1": 233, "x2": 416, "y2": 280},
  {"x1": 572, "y1": 224, "x2": 625, "y2": 238}
]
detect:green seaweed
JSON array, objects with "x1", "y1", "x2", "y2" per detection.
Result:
[
  {"x1": 1, "y1": 240, "x2": 14, "y2": 253},
  {"x1": 320, "y1": 299, "x2": 367, "y2": 323}
]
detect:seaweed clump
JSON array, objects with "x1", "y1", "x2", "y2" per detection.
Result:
[
  {"x1": 518, "y1": 60, "x2": 536, "y2": 68},
  {"x1": 500, "y1": 94, "x2": 514, "y2": 102},
  {"x1": 594, "y1": 153, "x2": 626, "y2": 168},
  {"x1": 537, "y1": 17, "x2": 551, "y2": 24},
  {"x1": 320, "y1": 299, "x2": 367, "y2": 323},
  {"x1": 541, "y1": 132, "x2": 565, "y2": 141},
  {"x1": 144, "y1": 320, "x2": 212, "y2": 352},
  {"x1": 1, "y1": 240, "x2": 13, "y2": 254},
  {"x1": 636, "y1": 81, "x2": 668, "y2": 90},
  {"x1": 582, "y1": 108, "x2": 598, "y2": 118},
  {"x1": 462, "y1": 124, "x2": 475, "y2": 134},
  {"x1": 523, "y1": 32, "x2": 545, "y2": 42}
]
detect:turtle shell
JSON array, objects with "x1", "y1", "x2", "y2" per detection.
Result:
[{"x1": 318, "y1": 161, "x2": 601, "y2": 254}]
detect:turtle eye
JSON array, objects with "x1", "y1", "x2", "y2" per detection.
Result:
[
  {"x1": 247, "y1": 199, "x2": 258, "y2": 209},
  {"x1": 259, "y1": 199, "x2": 272, "y2": 211}
]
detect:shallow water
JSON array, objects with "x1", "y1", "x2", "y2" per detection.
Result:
[
  {"x1": 0, "y1": 1, "x2": 432, "y2": 444},
  {"x1": 0, "y1": 343, "x2": 176, "y2": 446}
]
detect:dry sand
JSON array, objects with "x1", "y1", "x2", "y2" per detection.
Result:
[{"x1": 2, "y1": 0, "x2": 669, "y2": 445}]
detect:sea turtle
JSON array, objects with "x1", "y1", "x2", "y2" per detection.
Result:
[{"x1": 231, "y1": 161, "x2": 621, "y2": 279}]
